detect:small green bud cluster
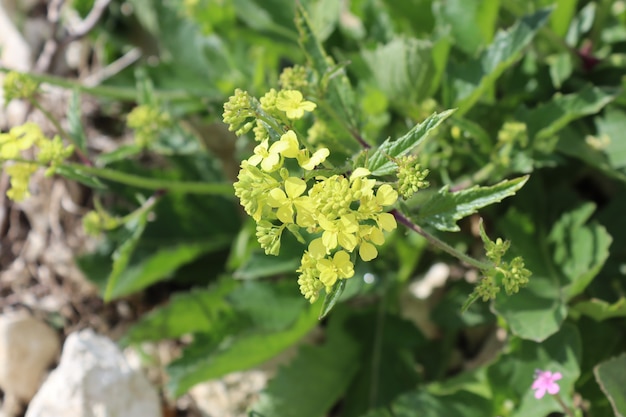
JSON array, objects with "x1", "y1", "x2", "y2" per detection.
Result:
[
  {"x1": 279, "y1": 65, "x2": 309, "y2": 90},
  {"x1": 225, "y1": 71, "x2": 399, "y2": 303},
  {"x1": 1, "y1": 123, "x2": 74, "y2": 201},
  {"x1": 494, "y1": 121, "x2": 528, "y2": 167},
  {"x1": 396, "y1": 155, "x2": 429, "y2": 199},
  {"x1": 474, "y1": 221, "x2": 531, "y2": 302},
  {"x1": 2, "y1": 71, "x2": 39, "y2": 102},
  {"x1": 126, "y1": 105, "x2": 172, "y2": 148}
]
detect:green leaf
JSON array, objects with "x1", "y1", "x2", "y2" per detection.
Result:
[
  {"x1": 296, "y1": 4, "x2": 358, "y2": 134},
  {"x1": 494, "y1": 204, "x2": 567, "y2": 342},
  {"x1": 228, "y1": 281, "x2": 307, "y2": 331},
  {"x1": 122, "y1": 279, "x2": 239, "y2": 345},
  {"x1": 523, "y1": 85, "x2": 616, "y2": 143},
  {"x1": 548, "y1": 52, "x2": 573, "y2": 89},
  {"x1": 96, "y1": 144, "x2": 143, "y2": 166},
  {"x1": 341, "y1": 312, "x2": 424, "y2": 417},
  {"x1": 433, "y1": 0, "x2": 499, "y2": 56},
  {"x1": 54, "y1": 165, "x2": 107, "y2": 190},
  {"x1": 319, "y1": 279, "x2": 346, "y2": 319},
  {"x1": 572, "y1": 298, "x2": 626, "y2": 322},
  {"x1": 548, "y1": 203, "x2": 612, "y2": 300},
  {"x1": 367, "y1": 109, "x2": 455, "y2": 177},
  {"x1": 107, "y1": 238, "x2": 233, "y2": 300},
  {"x1": 594, "y1": 353, "x2": 626, "y2": 417},
  {"x1": 362, "y1": 389, "x2": 491, "y2": 417},
  {"x1": 67, "y1": 89, "x2": 87, "y2": 153},
  {"x1": 488, "y1": 323, "x2": 581, "y2": 417},
  {"x1": 253, "y1": 310, "x2": 360, "y2": 417},
  {"x1": 415, "y1": 175, "x2": 529, "y2": 232},
  {"x1": 549, "y1": 0, "x2": 577, "y2": 37},
  {"x1": 449, "y1": 8, "x2": 552, "y2": 116},
  {"x1": 362, "y1": 37, "x2": 435, "y2": 106},
  {"x1": 596, "y1": 107, "x2": 626, "y2": 170},
  {"x1": 104, "y1": 212, "x2": 149, "y2": 301},
  {"x1": 166, "y1": 305, "x2": 319, "y2": 397}
]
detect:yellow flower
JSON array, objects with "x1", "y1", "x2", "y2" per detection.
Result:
[
  {"x1": 5, "y1": 162, "x2": 38, "y2": 201},
  {"x1": 297, "y1": 147, "x2": 329, "y2": 170},
  {"x1": 357, "y1": 225, "x2": 386, "y2": 261},
  {"x1": 278, "y1": 130, "x2": 300, "y2": 158},
  {"x1": 318, "y1": 213, "x2": 359, "y2": 252},
  {"x1": 318, "y1": 251, "x2": 354, "y2": 287},
  {"x1": 267, "y1": 177, "x2": 314, "y2": 226},
  {"x1": 276, "y1": 90, "x2": 316, "y2": 119}
]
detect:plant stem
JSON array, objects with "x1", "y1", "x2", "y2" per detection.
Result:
[
  {"x1": 391, "y1": 208, "x2": 492, "y2": 270},
  {"x1": 28, "y1": 97, "x2": 93, "y2": 166},
  {"x1": 63, "y1": 162, "x2": 234, "y2": 196},
  {"x1": 555, "y1": 394, "x2": 576, "y2": 417}
]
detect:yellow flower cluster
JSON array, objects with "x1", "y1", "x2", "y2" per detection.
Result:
[
  {"x1": 0, "y1": 123, "x2": 74, "y2": 201},
  {"x1": 126, "y1": 105, "x2": 171, "y2": 148},
  {"x1": 225, "y1": 80, "x2": 398, "y2": 303}
]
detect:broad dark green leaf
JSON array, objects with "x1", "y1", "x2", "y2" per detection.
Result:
[
  {"x1": 253, "y1": 309, "x2": 360, "y2": 417},
  {"x1": 494, "y1": 206, "x2": 567, "y2": 341},
  {"x1": 122, "y1": 279, "x2": 238, "y2": 345},
  {"x1": 166, "y1": 305, "x2": 319, "y2": 397},
  {"x1": 594, "y1": 353, "x2": 626, "y2": 417},
  {"x1": 415, "y1": 175, "x2": 528, "y2": 232},
  {"x1": 367, "y1": 110, "x2": 455, "y2": 177},
  {"x1": 228, "y1": 281, "x2": 307, "y2": 331},
  {"x1": 108, "y1": 238, "x2": 233, "y2": 299},
  {"x1": 67, "y1": 89, "x2": 87, "y2": 153},
  {"x1": 341, "y1": 312, "x2": 424, "y2": 417},
  {"x1": 449, "y1": 8, "x2": 551, "y2": 116},
  {"x1": 548, "y1": 203, "x2": 612, "y2": 300},
  {"x1": 523, "y1": 85, "x2": 615, "y2": 143}
]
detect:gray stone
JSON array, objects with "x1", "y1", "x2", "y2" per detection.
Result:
[
  {"x1": 25, "y1": 329, "x2": 161, "y2": 417},
  {"x1": 0, "y1": 312, "x2": 60, "y2": 404}
]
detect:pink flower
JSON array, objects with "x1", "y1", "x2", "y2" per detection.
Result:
[{"x1": 532, "y1": 370, "x2": 562, "y2": 399}]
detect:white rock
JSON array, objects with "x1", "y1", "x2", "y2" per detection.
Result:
[
  {"x1": 0, "y1": 2, "x2": 33, "y2": 129},
  {"x1": 0, "y1": 312, "x2": 61, "y2": 403},
  {"x1": 25, "y1": 329, "x2": 162, "y2": 417}
]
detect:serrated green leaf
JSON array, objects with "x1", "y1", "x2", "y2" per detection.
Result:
[
  {"x1": 108, "y1": 237, "x2": 233, "y2": 299},
  {"x1": 367, "y1": 110, "x2": 455, "y2": 177},
  {"x1": 450, "y1": 8, "x2": 552, "y2": 116},
  {"x1": 253, "y1": 309, "x2": 360, "y2": 417},
  {"x1": 122, "y1": 279, "x2": 239, "y2": 345},
  {"x1": 415, "y1": 176, "x2": 528, "y2": 232},
  {"x1": 319, "y1": 279, "x2": 346, "y2": 319},
  {"x1": 362, "y1": 37, "x2": 435, "y2": 106},
  {"x1": 54, "y1": 165, "x2": 107, "y2": 190},
  {"x1": 104, "y1": 212, "x2": 150, "y2": 301},
  {"x1": 523, "y1": 85, "x2": 615, "y2": 143},
  {"x1": 548, "y1": 203, "x2": 612, "y2": 300},
  {"x1": 572, "y1": 298, "x2": 626, "y2": 322},
  {"x1": 67, "y1": 89, "x2": 87, "y2": 153},
  {"x1": 594, "y1": 353, "x2": 626, "y2": 417},
  {"x1": 166, "y1": 305, "x2": 319, "y2": 397}
]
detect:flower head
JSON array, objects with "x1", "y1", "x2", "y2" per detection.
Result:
[
  {"x1": 276, "y1": 90, "x2": 316, "y2": 119},
  {"x1": 531, "y1": 370, "x2": 562, "y2": 399}
]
